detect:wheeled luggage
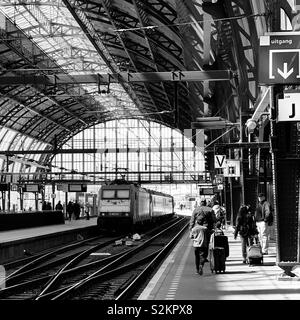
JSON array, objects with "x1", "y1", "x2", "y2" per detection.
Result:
[
  {"x1": 210, "y1": 247, "x2": 226, "y2": 273},
  {"x1": 247, "y1": 243, "x2": 263, "y2": 265},
  {"x1": 213, "y1": 234, "x2": 229, "y2": 258}
]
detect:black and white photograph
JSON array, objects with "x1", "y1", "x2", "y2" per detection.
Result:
[{"x1": 0, "y1": 0, "x2": 299, "y2": 312}]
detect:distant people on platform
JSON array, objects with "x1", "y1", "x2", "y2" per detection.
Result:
[
  {"x1": 190, "y1": 216, "x2": 209, "y2": 275},
  {"x1": 212, "y1": 200, "x2": 226, "y2": 229},
  {"x1": 42, "y1": 201, "x2": 52, "y2": 211},
  {"x1": 66, "y1": 201, "x2": 74, "y2": 221},
  {"x1": 234, "y1": 204, "x2": 258, "y2": 263},
  {"x1": 55, "y1": 201, "x2": 63, "y2": 211},
  {"x1": 73, "y1": 200, "x2": 81, "y2": 220},
  {"x1": 84, "y1": 203, "x2": 90, "y2": 220},
  {"x1": 179, "y1": 201, "x2": 185, "y2": 210},
  {"x1": 255, "y1": 193, "x2": 273, "y2": 255},
  {"x1": 42, "y1": 201, "x2": 47, "y2": 211}
]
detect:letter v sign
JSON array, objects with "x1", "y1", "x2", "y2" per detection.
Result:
[{"x1": 214, "y1": 155, "x2": 226, "y2": 168}]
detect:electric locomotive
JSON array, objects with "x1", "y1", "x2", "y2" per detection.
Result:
[{"x1": 97, "y1": 182, "x2": 174, "y2": 232}]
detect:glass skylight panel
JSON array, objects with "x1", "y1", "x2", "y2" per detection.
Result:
[{"x1": 0, "y1": 1, "x2": 135, "y2": 113}]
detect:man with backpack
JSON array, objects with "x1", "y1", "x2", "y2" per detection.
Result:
[{"x1": 189, "y1": 199, "x2": 216, "y2": 232}]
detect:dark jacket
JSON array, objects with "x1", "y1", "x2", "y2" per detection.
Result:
[
  {"x1": 189, "y1": 205, "x2": 216, "y2": 231},
  {"x1": 234, "y1": 206, "x2": 258, "y2": 239},
  {"x1": 66, "y1": 202, "x2": 74, "y2": 214},
  {"x1": 55, "y1": 203, "x2": 63, "y2": 211}
]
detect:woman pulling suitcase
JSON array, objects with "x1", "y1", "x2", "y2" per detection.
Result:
[{"x1": 234, "y1": 205, "x2": 259, "y2": 264}]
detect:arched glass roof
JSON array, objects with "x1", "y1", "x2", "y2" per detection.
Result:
[{"x1": 0, "y1": 0, "x2": 296, "y2": 181}]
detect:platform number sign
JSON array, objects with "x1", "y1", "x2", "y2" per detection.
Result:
[
  {"x1": 277, "y1": 91, "x2": 300, "y2": 121},
  {"x1": 259, "y1": 33, "x2": 300, "y2": 84},
  {"x1": 214, "y1": 155, "x2": 226, "y2": 168}
]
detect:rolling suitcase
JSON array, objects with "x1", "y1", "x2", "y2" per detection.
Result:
[
  {"x1": 210, "y1": 247, "x2": 226, "y2": 273},
  {"x1": 247, "y1": 237, "x2": 263, "y2": 266},
  {"x1": 213, "y1": 235, "x2": 230, "y2": 258}
]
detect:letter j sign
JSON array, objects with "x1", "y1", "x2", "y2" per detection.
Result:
[{"x1": 277, "y1": 91, "x2": 300, "y2": 122}]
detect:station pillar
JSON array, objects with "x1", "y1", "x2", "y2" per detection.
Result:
[{"x1": 268, "y1": 1, "x2": 300, "y2": 274}]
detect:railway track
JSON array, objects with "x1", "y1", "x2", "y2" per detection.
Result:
[
  {"x1": 40, "y1": 216, "x2": 189, "y2": 300},
  {"x1": 0, "y1": 216, "x2": 187, "y2": 300}
]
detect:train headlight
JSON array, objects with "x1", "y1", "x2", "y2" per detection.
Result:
[
  {"x1": 124, "y1": 213, "x2": 129, "y2": 216},
  {"x1": 101, "y1": 213, "x2": 105, "y2": 216}
]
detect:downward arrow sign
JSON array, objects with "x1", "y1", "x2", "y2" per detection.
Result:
[{"x1": 277, "y1": 63, "x2": 294, "y2": 79}]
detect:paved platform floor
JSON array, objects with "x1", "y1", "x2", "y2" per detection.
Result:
[
  {"x1": 0, "y1": 217, "x2": 97, "y2": 244},
  {"x1": 139, "y1": 226, "x2": 300, "y2": 300}
]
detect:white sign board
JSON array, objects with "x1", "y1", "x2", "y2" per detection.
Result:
[
  {"x1": 277, "y1": 91, "x2": 300, "y2": 121},
  {"x1": 259, "y1": 33, "x2": 300, "y2": 84},
  {"x1": 224, "y1": 160, "x2": 241, "y2": 177},
  {"x1": 214, "y1": 155, "x2": 226, "y2": 168}
]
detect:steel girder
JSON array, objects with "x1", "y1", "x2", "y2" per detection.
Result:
[
  {"x1": 0, "y1": 0, "x2": 280, "y2": 172},
  {"x1": 62, "y1": 0, "x2": 203, "y2": 128},
  {"x1": 0, "y1": 14, "x2": 111, "y2": 148}
]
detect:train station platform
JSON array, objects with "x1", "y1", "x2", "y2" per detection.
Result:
[
  {"x1": 139, "y1": 227, "x2": 300, "y2": 300},
  {"x1": 0, "y1": 217, "x2": 98, "y2": 264}
]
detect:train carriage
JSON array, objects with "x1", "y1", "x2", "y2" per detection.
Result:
[{"x1": 97, "y1": 182, "x2": 174, "y2": 232}]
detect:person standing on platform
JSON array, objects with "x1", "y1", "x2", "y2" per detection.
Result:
[
  {"x1": 234, "y1": 205, "x2": 258, "y2": 263},
  {"x1": 66, "y1": 201, "x2": 74, "y2": 221},
  {"x1": 255, "y1": 193, "x2": 272, "y2": 255},
  {"x1": 84, "y1": 202, "x2": 90, "y2": 220},
  {"x1": 55, "y1": 200, "x2": 63, "y2": 211},
  {"x1": 55, "y1": 201, "x2": 63, "y2": 211},
  {"x1": 190, "y1": 216, "x2": 209, "y2": 275},
  {"x1": 73, "y1": 200, "x2": 81, "y2": 220},
  {"x1": 46, "y1": 202, "x2": 52, "y2": 210},
  {"x1": 42, "y1": 201, "x2": 47, "y2": 211}
]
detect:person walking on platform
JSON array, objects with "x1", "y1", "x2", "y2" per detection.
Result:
[
  {"x1": 212, "y1": 200, "x2": 225, "y2": 228},
  {"x1": 255, "y1": 193, "x2": 272, "y2": 255},
  {"x1": 190, "y1": 199, "x2": 216, "y2": 262},
  {"x1": 66, "y1": 201, "x2": 74, "y2": 221},
  {"x1": 189, "y1": 199, "x2": 216, "y2": 232},
  {"x1": 234, "y1": 205, "x2": 258, "y2": 263},
  {"x1": 190, "y1": 216, "x2": 209, "y2": 275}
]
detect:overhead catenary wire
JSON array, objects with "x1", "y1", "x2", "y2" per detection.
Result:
[{"x1": 114, "y1": 13, "x2": 267, "y2": 33}]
